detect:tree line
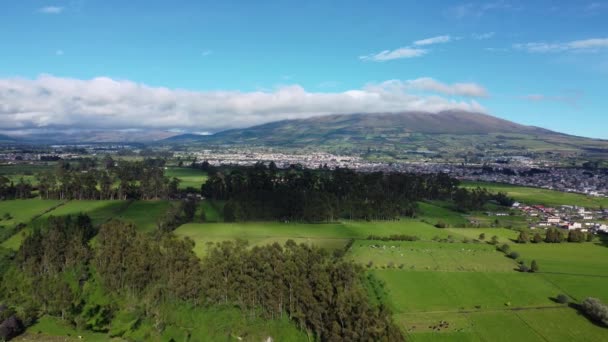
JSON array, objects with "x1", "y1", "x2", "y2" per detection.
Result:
[
  {"x1": 202, "y1": 163, "x2": 508, "y2": 222},
  {"x1": 0, "y1": 215, "x2": 403, "y2": 341},
  {"x1": 34, "y1": 158, "x2": 180, "y2": 200}
]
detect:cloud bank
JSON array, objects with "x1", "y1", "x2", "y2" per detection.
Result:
[
  {"x1": 0, "y1": 75, "x2": 486, "y2": 132},
  {"x1": 514, "y1": 38, "x2": 608, "y2": 53},
  {"x1": 39, "y1": 6, "x2": 64, "y2": 14}
]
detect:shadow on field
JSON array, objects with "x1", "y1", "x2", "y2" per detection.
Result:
[
  {"x1": 567, "y1": 302, "x2": 608, "y2": 329},
  {"x1": 595, "y1": 234, "x2": 608, "y2": 248}
]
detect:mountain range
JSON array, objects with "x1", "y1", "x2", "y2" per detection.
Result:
[{"x1": 166, "y1": 111, "x2": 608, "y2": 159}]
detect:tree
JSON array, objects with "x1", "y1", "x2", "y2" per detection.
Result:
[
  {"x1": 568, "y1": 229, "x2": 585, "y2": 243},
  {"x1": 532, "y1": 232, "x2": 543, "y2": 243},
  {"x1": 556, "y1": 294, "x2": 569, "y2": 304},
  {"x1": 479, "y1": 233, "x2": 485, "y2": 240},
  {"x1": 490, "y1": 235, "x2": 499, "y2": 245},
  {"x1": 581, "y1": 298, "x2": 608, "y2": 327},
  {"x1": 509, "y1": 251, "x2": 520, "y2": 259},
  {"x1": 500, "y1": 244, "x2": 511, "y2": 253},
  {"x1": 586, "y1": 233, "x2": 594, "y2": 242},
  {"x1": 530, "y1": 260, "x2": 539, "y2": 272},
  {"x1": 517, "y1": 231, "x2": 529, "y2": 243}
]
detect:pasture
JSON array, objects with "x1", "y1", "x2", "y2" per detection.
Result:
[
  {"x1": 165, "y1": 167, "x2": 208, "y2": 189},
  {"x1": 2, "y1": 182, "x2": 608, "y2": 341},
  {"x1": 463, "y1": 181, "x2": 608, "y2": 208},
  {"x1": 174, "y1": 220, "x2": 454, "y2": 257},
  {"x1": 116, "y1": 200, "x2": 170, "y2": 232}
]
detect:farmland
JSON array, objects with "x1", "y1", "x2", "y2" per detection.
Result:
[
  {"x1": 463, "y1": 181, "x2": 608, "y2": 208},
  {"x1": 1, "y1": 180, "x2": 608, "y2": 341},
  {"x1": 165, "y1": 167, "x2": 208, "y2": 189}
]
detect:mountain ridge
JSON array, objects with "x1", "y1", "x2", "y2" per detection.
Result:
[{"x1": 165, "y1": 110, "x2": 608, "y2": 158}]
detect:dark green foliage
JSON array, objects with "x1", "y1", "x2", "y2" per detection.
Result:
[
  {"x1": 530, "y1": 260, "x2": 539, "y2": 272},
  {"x1": 587, "y1": 233, "x2": 595, "y2": 242},
  {"x1": 203, "y1": 166, "x2": 462, "y2": 222},
  {"x1": 517, "y1": 231, "x2": 529, "y2": 243},
  {"x1": 508, "y1": 251, "x2": 520, "y2": 259},
  {"x1": 478, "y1": 233, "x2": 486, "y2": 240},
  {"x1": 556, "y1": 294, "x2": 569, "y2": 304},
  {"x1": 35, "y1": 158, "x2": 178, "y2": 200},
  {"x1": 200, "y1": 240, "x2": 403, "y2": 341},
  {"x1": 545, "y1": 228, "x2": 564, "y2": 243},
  {"x1": 499, "y1": 244, "x2": 511, "y2": 253},
  {"x1": 532, "y1": 233, "x2": 543, "y2": 243},
  {"x1": 580, "y1": 297, "x2": 608, "y2": 327},
  {"x1": 490, "y1": 236, "x2": 499, "y2": 245},
  {"x1": 518, "y1": 264, "x2": 530, "y2": 272},
  {"x1": 156, "y1": 199, "x2": 198, "y2": 232},
  {"x1": 0, "y1": 176, "x2": 32, "y2": 200},
  {"x1": 567, "y1": 229, "x2": 586, "y2": 243},
  {"x1": 366, "y1": 234, "x2": 419, "y2": 241}
]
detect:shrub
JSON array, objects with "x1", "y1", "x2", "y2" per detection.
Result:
[
  {"x1": 499, "y1": 244, "x2": 511, "y2": 253},
  {"x1": 581, "y1": 297, "x2": 608, "y2": 327},
  {"x1": 530, "y1": 260, "x2": 539, "y2": 273},
  {"x1": 518, "y1": 264, "x2": 530, "y2": 272},
  {"x1": 435, "y1": 221, "x2": 449, "y2": 228},
  {"x1": 508, "y1": 251, "x2": 520, "y2": 259},
  {"x1": 556, "y1": 294, "x2": 569, "y2": 304}
]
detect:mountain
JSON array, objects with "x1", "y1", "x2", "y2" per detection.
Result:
[
  {"x1": 166, "y1": 110, "x2": 608, "y2": 158},
  {"x1": 3, "y1": 130, "x2": 181, "y2": 144}
]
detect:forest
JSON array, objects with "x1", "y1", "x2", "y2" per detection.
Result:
[
  {"x1": 0, "y1": 215, "x2": 403, "y2": 341},
  {"x1": 202, "y1": 163, "x2": 512, "y2": 222},
  {"x1": 0, "y1": 157, "x2": 181, "y2": 201}
]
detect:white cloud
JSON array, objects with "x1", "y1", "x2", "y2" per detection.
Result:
[
  {"x1": 521, "y1": 92, "x2": 581, "y2": 106},
  {"x1": 0, "y1": 75, "x2": 487, "y2": 132},
  {"x1": 445, "y1": 1, "x2": 516, "y2": 19},
  {"x1": 514, "y1": 38, "x2": 608, "y2": 53},
  {"x1": 414, "y1": 35, "x2": 452, "y2": 46},
  {"x1": 359, "y1": 47, "x2": 427, "y2": 61},
  {"x1": 39, "y1": 6, "x2": 64, "y2": 14},
  {"x1": 403, "y1": 78, "x2": 489, "y2": 97},
  {"x1": 473, "y1": 32, "x2": 495, "y2": 40},
  {"x1": 201, "y1": 50, "x2": 212, "y2": 57}
]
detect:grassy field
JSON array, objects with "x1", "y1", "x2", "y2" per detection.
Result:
[
  {"x1": 2, "y1": 200, "x2": 128, "y2": 249},
  {"x1": 0, "y1": 199, "x2": 62, "y2": 227},
  {"x1": 0, "y1": 163, "x2": 55, "y2": 185},
  {"x1": 165, "y1": 167, "x2": 208, "y2": 189},
  {"x1": 174, "y1": 220, "x2": 455, "y2": 257},
  {"x1": 349, "y1": 240, "x2": 516, "y2": 272},
  {"x1": 3, "y1": 191, "x2": 608, "y2": 341},
  {"x1": 115, "y1": 200, "x2": 170, "y2": 232},
  {"x1": 463, "y1": 181, "x2": 608, "y2": 208}
]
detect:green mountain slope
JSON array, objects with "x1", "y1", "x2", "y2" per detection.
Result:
[{"x1": 166, "y1": 111, "x2": 608, "y2": 159}]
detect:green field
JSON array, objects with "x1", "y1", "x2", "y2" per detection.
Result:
[
  {"x1": 0, "y1": 163, "x2": 55, "y2": 185},
  {"x1": 349, "y1": 240, "x2": 516, "y2": 272},
  {"x1": 0, "y1": 199, "x2": 62, "y2": 227},
  {"x1": 174, "y1": 220, "x2": 454, "y2": 257},
  {"x1": 2, "y1": 200, "x2": 128, "y2": 249},
  {"x1": 4, "y1": 186, "x2": 608, "y2": 341},
  {"x1": 116, "y1": 200, "x2": 170, "y2": 232},
  {"x1": 165, "y1": 167, "x2": 208, "y2": 189},
  {"x1": 464, "y1": 181, "x2": 608, "y2": 208}
]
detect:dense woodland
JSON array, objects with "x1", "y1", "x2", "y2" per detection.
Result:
[
  {"x1": 0, "y1": 215, "x2": 402, "y2": 341},
  {"x1": 203, "y1": 163, "x2": 511, "y2": 222},
  {"x1": 0, "y1": 157, "x2": 180, "y2": 200}
]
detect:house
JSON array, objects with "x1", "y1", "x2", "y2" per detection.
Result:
[
  {"x1": 567, "y1": 222, "x2": 582, "y2": 230},
  {"x1": 547, "y1": 216, "x2": 561, "y2": 224}
]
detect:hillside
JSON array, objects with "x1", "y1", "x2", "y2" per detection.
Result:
[{"x1": 166, "y1": 111, "x2": 608, "y2": 159}]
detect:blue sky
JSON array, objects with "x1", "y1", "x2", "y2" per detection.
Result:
[{"x1": 1, "y1": 0, "x2": 607, "y2": 137}]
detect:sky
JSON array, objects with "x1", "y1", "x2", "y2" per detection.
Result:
[{"x1": 1, "y1": 0, "x2": 607, "y2": 138}]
